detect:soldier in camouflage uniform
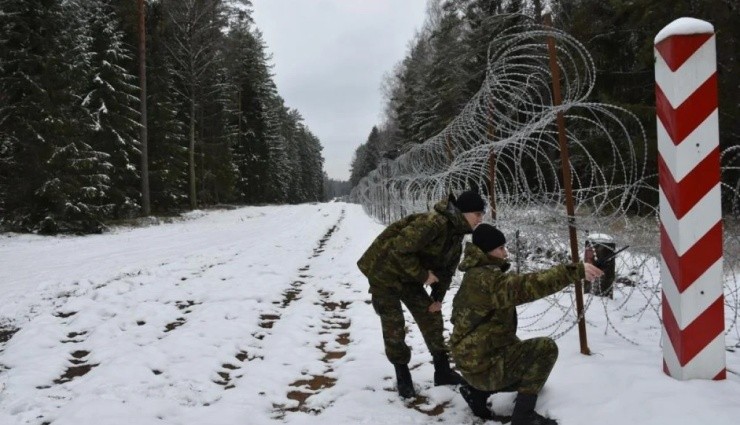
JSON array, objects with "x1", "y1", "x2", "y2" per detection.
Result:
[
  {"x1": 357, "y1": 191, "x2": 486, "y2": 398},
  {"x1": 450, "y1": 224, "x2": 602, "y2": 425}
]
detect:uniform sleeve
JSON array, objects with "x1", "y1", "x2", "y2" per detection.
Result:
[
  {"x1": 389, "y1": 217, "x2": 440, "y2": 284},
  {"x1": 431, "y1": 278, "x2": 456, "y2": 301},
  {"x1": 487, "y1": 263, "x2": 585, "y2": 308}
]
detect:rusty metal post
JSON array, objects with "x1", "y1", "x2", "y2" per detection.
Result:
[
  {"x1": 445, "y1": 134, "x2": 454, "y2": 163},
  {"x1": 544, "y1": 13, "x2": 590, "y2": 355},
  {"x1": 488, "y1": 152, "x2": 497, "y2": 221}
]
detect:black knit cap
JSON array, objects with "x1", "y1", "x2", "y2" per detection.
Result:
[
  {"x1": 454, "y1": 191, "x2": 485, "y2": 213},
  {"x1": 473, "y1": 223, "x2": 506, "y2": 252}
]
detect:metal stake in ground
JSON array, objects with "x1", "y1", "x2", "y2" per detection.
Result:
[
  {"x1": 488, "y1": 152, "x2": 497, "y2": 221},
  {"x1": 544, "y1": 13, "x2": 590, "y2": 355}
]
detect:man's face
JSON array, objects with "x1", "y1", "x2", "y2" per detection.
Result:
[
  {"x1": 488, "y1": 245, "x2": 508, "y2": 260},
  {"x1": 463, "y1": 211, "x2": 484, "y2": 229}
]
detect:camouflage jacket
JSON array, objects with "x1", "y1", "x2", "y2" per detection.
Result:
[
  {"x1": 449, "y1": 242, "x2": 584, "y2": 374},
  {"x1": 357, "y1": 197, "x2": 472, "y2": 301}
]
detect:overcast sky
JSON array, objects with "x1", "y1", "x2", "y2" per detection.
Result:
[{"x1": 251, "y1": 0, "x2": 428, "y2": 181}]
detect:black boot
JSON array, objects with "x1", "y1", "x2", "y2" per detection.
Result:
[
  {"x1": 512, "y1": 393, "x2": 557, "y2": 425},
  {"x1": 393, "y1": 363, "x2": 416, "y2": 398},
  {"x1": 432, "y1": 352, "x2": 465, "y2": 385},
  {"x1": 460, "y1": 383, "x2": 495, "y2": 420}
]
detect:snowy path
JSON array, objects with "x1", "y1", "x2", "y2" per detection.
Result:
[
  {"x1": 1, "y1": 203, "x2": 740, "y2": 425},
  {"x1": 0, "y1": 204, "x2": 466, "y2": 425}
]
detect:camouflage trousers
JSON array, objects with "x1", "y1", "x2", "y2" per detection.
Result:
[
  {"x1": 464, "y1": 337, "x2": 558, "y2": 394},
  {"x1": 371, "y1": 284, "x2": 446, "y2": 365}
]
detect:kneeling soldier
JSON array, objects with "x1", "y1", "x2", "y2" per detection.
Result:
[{"x1": 450, "y1": 224, "x2": 602, "y2": 424}]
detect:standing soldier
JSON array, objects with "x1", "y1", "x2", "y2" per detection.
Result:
[
  {"x1": 451, "y1": 224, "x2": 602, "y2": 424},
  {"x1": 357, "y1": 191, "x2": 486, "y2": 398}
]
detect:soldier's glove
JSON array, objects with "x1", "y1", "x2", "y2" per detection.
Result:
[{"x1": 430, "y1": 285, "x2": 445, "y2": 302}]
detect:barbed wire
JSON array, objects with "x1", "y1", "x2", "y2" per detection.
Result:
[{"x1": 352, "y1": 17, "x2": 740, "y2": 347}]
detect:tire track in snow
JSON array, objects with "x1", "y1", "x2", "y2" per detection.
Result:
[
  {"x1": 0, "y1": 205, "x2": 351, "y2": 422},
  {"x1": 0, "y1": 321, "x2": 19, "y2": 395},
  {"x1": 266, "y1": 206, "x2": 456, "y2": 419},
  {"x1": 271, "y1": 287, "x2": 353, "y2": 416},
  {"x1": 266, "y1": 209, "x2": 358, "y2": 417},
  {"x1": 219, "y1": 208, "x2": 347, "y2": 396},
  {"x1": 200, "y1": 208, "x2": 350, "y2": 415},
  {"x1": 4, "y1": 241, "x2": 247, "y2": 419}
]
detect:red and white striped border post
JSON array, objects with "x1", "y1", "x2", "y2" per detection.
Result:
[{"x1": 655, "y1": 18, "x2": 725, "y2": 380}]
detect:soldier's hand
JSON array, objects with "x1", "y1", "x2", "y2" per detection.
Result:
[
  {"x1": 424, "y1": 271, "x2": 439, "y2": 286},
  {"x1": 584, "y1": 263, "x2": 604, "y2": 282},
  {"x1": 428, "y1": 301, "x2": 442, "y2": 313}
]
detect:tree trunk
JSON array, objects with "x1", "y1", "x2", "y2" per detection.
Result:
[
  {"x1": 237, "y1": 88, "x2": 242, "y2": 138},
  {"x1": 189, "y1": 96, "x2": 196, "y2": 210},
  {"x1": 138, "y1": 0, "x2": 150, "y2": 215},
  {"x1": 199, "y1": 102, "x2": 205, "y2": 195}
]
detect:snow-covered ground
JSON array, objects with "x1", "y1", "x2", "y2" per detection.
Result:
[{"x1": 1, "y1": 202, "x2": 739, "y2": 425}]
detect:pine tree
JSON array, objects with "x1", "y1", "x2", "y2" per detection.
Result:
[
  {"x1": 79, "y1": 0, "x2": 142, "y2": 219},
  {"x1": 348, "y1": 127, "x2": 384, "y2": 187},
  {"x1": 265, "y1": 101, "x2": 293, "y2": 203},
  {"x1": 196, "y1": 49, "x2": 238, "y2": 205},
  {"x1": 145, "y1": 0, "x2": 189, "y2": 212},
  {"x1": 0, "y1": 0, "x2": 111, "y2": 233},
  {"x1": 414, "y1": 1, "x2": 469, "y2": 141},
  {"x1": 226, "y1": 22, "x2": 274, "y2": 203},
  {"x1": 162, "y1": 0, "x2": 229, "y2": 209},
  {"x1": 393, "y1": 35, "x2": 433, "y2": 145},
  {"x1": 296, "y1": 124, "x2": 325, "y2": 202},
  {"x1": 349, "y1": 144, "x2": 369, "y2": 188}
]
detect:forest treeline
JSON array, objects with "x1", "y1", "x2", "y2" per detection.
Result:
[
  {"x1": 0, "y1": 0, "x2": 326, "y2": 234},
  {"x1": 349, "y1": 0, "x2": 739, "y2": 212}
]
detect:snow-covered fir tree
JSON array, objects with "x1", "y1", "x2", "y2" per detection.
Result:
[
  {"x1": 197, "y1": 60, "x2": 238, "y2": 205},
  {"x1": 162, "y1": 0, "x2": 230, "y2": 210},
  {"x1": 264, "y1": 98, "x2": 292, "y2": 203},
  {"x1": 1, "y1": 0, "x2": 111, "y2": 233},
  {"x1": 77, "y1": 0, "x2": 142, "y2": 219},
  {"x1": 139, "y1": 0, "x2": 190, "y2": 212},
  {"x1": 225, "y1": 23, "x2": 273, "y2": 203}
]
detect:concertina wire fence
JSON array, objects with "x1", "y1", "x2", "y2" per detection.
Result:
[{"x1": 350, "y1": 16, "x2": 740, "y2": 350}]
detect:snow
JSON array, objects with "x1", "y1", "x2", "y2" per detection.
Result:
[
  {"x1": 655, "y1": 17, "x2": 714, "y2": 44},
  {"x1": 1, "y1": 203, "x2": 739, "y2": 425},
  {"x1": 586, "y1": 233, "x2": 614, "y2": 243}
]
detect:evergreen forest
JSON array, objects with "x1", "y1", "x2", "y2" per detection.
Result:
[{"x1": 0, "y1": 0, "x2": 326, "y2": 234}]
